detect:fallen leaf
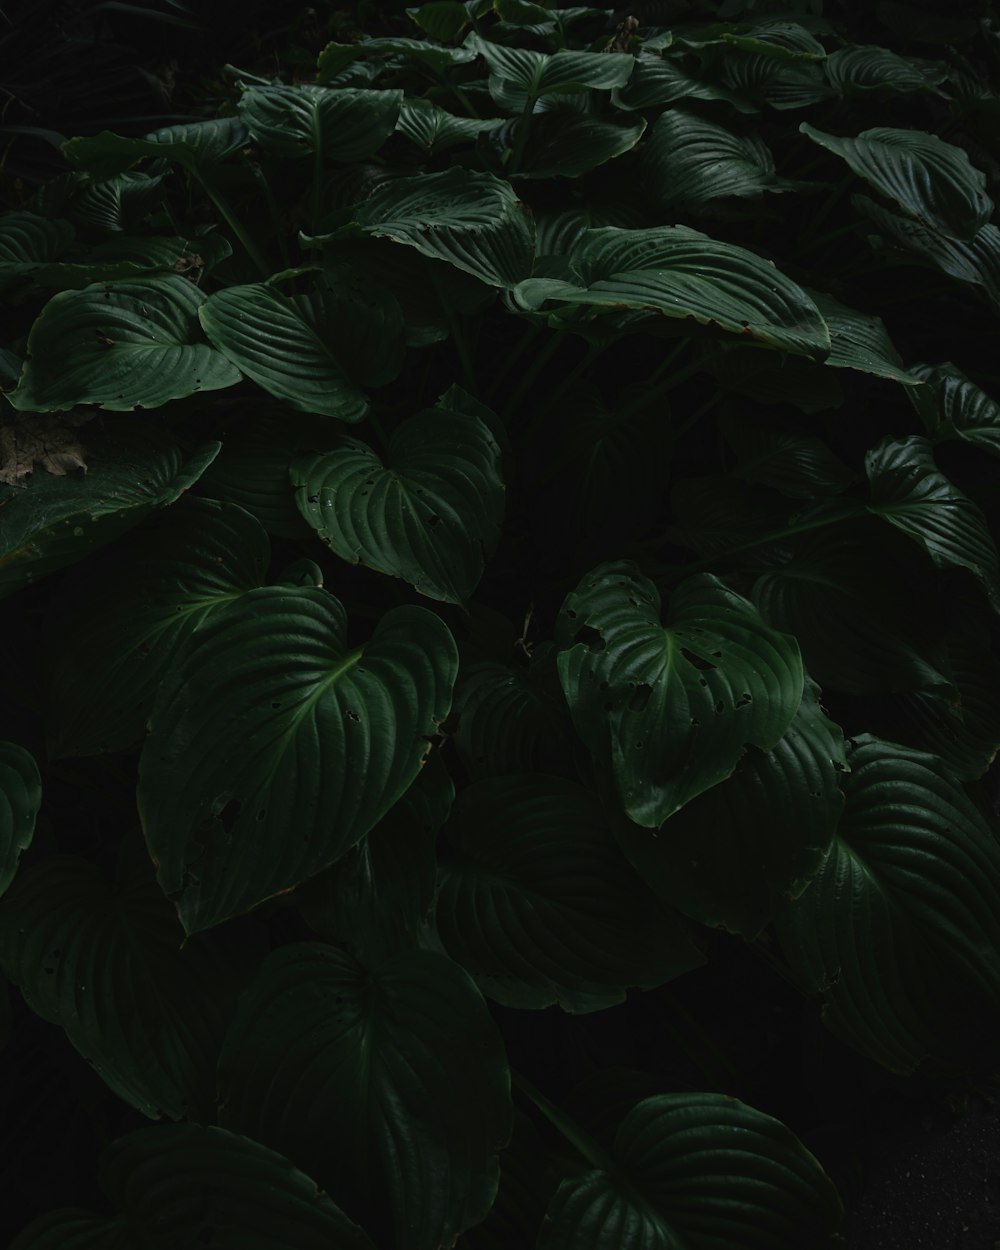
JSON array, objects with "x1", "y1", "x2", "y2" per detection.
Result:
[{"x1": 0, "y1": 409, "x2": 93, "y2": 487}]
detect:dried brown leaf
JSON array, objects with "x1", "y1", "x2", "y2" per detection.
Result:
[{"x1": 0, "y1": 409, "x2": 93, "y2": 487}]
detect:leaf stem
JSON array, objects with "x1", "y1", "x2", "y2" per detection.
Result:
[
  {"x1": 511, "y1": 1070, "x2": 614, "y2": 1172},
  {"x1": 198, "y1": 177, "x2": 270, "y2": 278},
  {"x1": 511, "y1": 96, "x2": 537, "y2": 174}
]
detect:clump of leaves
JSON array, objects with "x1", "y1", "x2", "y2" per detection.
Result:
[{"x1": 3, "y1": 0, "x2": 1000, "y2": 1245}]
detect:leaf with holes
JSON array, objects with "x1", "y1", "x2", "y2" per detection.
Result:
[
  {"x1": 138, "y1": 587, "x2": 457, "y2": 933},
  {"x1": 556, "y1": 562, "x2": 804, "y2": 826}
]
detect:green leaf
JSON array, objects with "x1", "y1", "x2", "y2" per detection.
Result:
[
  {"x1": 753, "y1": 523, "x2": 953, "y2": 696},
  {"x1": 801, "y1": 123, "x2": 992, "y2": 242},
  {"x1": 436, "y1": 773, "x2": 704, "y2": 1011},
  {"x1": 291, "y1": 386, "x2": 505, "y2": 603},
  {"x1": 396, "y1": 98, "x2": 505, "y2": 154},
  {"x1": 62, "y1": 117, "x2": 249, "y2": 179},
  {"x1": 407, "y1": 0, "x2": 483, "y2": 43},
  {"x1": 724, "y1": 418, "x2": 856, "y2": 497},
  {"x1": 613, "y1": 52, "x2": 757, "y2": 113},
  {"x1": 0, "y1": 420, "x2": 220, "y2": 599},
  {"x1": 218, "y1": 942, "x2": 511, "y2": 1250},
  {"x1": 0, "y1": 211, "x2": 74, "y2": 293},
  {"x1": 808, "y1": 289, "x2": 922, "y2": 385},
  {"x1": 8, "y1": 276, "x2": 242, "y2": 412},
  {"x1": 71, "y1": 167, "x2": 169, "y2": 233},
  {"x1": 325, "y1": 168, "x2": 535, "y2": 288},
  {"x1": 539, "y1": 1092, "x2": 844, "y2": 1248},
  {"x1": 642, "y1": 109, "x2": 785, "y2": 207},
  {"x1": 138, "y1": 588, "x2": 458, "y2": 933},
  {"x1": 9, "y1": 1124, "x2": 376, "y2": 1250},
  {"x1": 615, "y1": 681, "x2": 846, "y2": 938},
  {"x1": 514, "y1": 227, "x2": 830, "y2": 358},
  {"x1": 723, "y1": 53, "x2": 834, "y2": 110},
  {"x1": 911, "y1": 361, "x2": 1000, "y2": 457},
  {"x1": 198, "y1": 283, "x2": 375, "y2": 421},
  {"x1": 721, "y1": 20, "x2": 827, "y2": 60},
  {"x1": 0, "y1": 843, "x2": 264, "y2": 1118},
  {"x1": 484, "y1": 112, "x2": 646, "y2": 179},
  {"x1": 0, "y1": 743, "x2": 41, "y2": 899},
  {"x1": 866, "y1": 435, "x2": 1000, "y2": 611},
  {"x1": 239, "y1": 86, "x2": 403, "y2": 162},
  {"x1": 556, "y1": 562, "x2": 804, "y2": 826},
  {"x1": 4, "y1": 235, "x2": 229, "y2": 293},
  {"x1": 468, "y1": 37, "x2": 634, "y2": 112},
  {"x1": 46, "y1": 498, "x2": 268, "y2": 758},
  {"x1": 775, "y1": 736, "x2": 1000, "y2": 1071},
  {"x1": 825, "y1": 45, "x2": 947, "y2": 95}
]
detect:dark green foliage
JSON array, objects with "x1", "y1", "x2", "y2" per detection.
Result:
[{"x1": 4, "y1": 0, "x2": 1000, "y2": 1244}]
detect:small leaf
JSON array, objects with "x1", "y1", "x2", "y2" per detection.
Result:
[
  {"x1": 239, "y1": 86, "x2": 403, "y2": 162},
  {"x1": 556, "y1": 562, "x2": 804, "y2": 826},
  {"x1": 0, "y1": 743, "x2": 41, "y2": 899}
]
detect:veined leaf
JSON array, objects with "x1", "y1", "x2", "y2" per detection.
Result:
[
  {"x1": 809, "y1": 289, "x2": 922, "y2": 385},
  {"x1": 138, "y1": 587, "x2": 458, "y2": 933},
  {"x1": 396, "y1": 98, "x2": 504, "y2": 154},
  {"x1": 513, "y1": 226, "x2": 831, "y2": 358},
  {"x1": 468, "y1": 36, "x2": 634, "y2": 112},
  {"x1": 71, "y1": 167, "x2": 169, "y2": 233},
  {"x1": 775, "y1": 736, "x2": 1000, "y2": 1071},
  {"x1": 642, "y1": 109, "x2": 785, "y2": 208},
  {"x1": 8, "y1": 276, "x2": 241, "y2": 412},
  {"x1": 0, "y1": 843, "x2": 264, "y2": 1119},
  {"x1": 436, "y1": 773, "x2": 704, "y2": 1011},
  {"x1": 866, "y1": 435, "x2": 1000, "y2": 611},
  {"x1": 539, "y1": 1092, "x2": 844, "y2": 1248},
  {"x1": 0, "y1": 212, "x2": 74, "y2": 293},
  {"x1": 721, "y1": 21, "x2": 827, "y2": 61},
  {"x1": 612, "y1": 53, "x2": 757, "y2": 113},
  {"x1": 218, "y1": 942, "x2": 511, "y2": 1250},
  {"x1": 198, "y1": 282, "x2": 377, "y2": 421},
  {"x1": 556, "y1": 562, "x2": 803, "y2": 826},
  {"x1": 615, "y1": 681, "x2": 846, "y2": 938},
  {"x1": 0, "y1": 743, "x2": 41, "y2": 899},
  {"x1": 62, "y1": 117, "x2": 249, "y2": 179},
  {"x1": 825, "y1": 45, "x2": 947, "y2": 95},
  {"x1": 911, "y1": 361, "x2": 1000, "y2": 457},
  {"x1": 483, "y1": 112, "x2": 646, "y2": 180},
  {"x1": 291, "y1": 386, "x2": 505, "y2": 604},
  {"x1": 0, "y1": 421, "x2": 219, "y2": 599},
  {"x1": 801, "y1": 123, "x2": 992, "y2": 242},
  {"x1": 46, "y1": 497, "x2": 269, "y2": 758},
  {"x1": 9, "y1": 1124, "x2": 375, "y2": 1250},
  {"x1": 239, "y1": 86, "x2": 403, "y2": 162}
]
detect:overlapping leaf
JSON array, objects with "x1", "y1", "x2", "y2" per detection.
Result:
[
  {"x1": 217, "y1": 942, "x2": 511, "y2": 1250},
  {"x1": 911, "y1": 362, "x2": 1000, "y2": 457},
  {"x1": 809, "y1": 289, "x2": 922, "y2": 385},
  {"x1": 138, "y1": 587, "x2": 458, "y2": 933},
  {"x1": 513, "y1": 226, "x2": 831, "y2": 357},
  {"x1": 291, "y1": 387, "x2": 504, "y2": 602},
  {"x1": 0, "y1": 844, "x2": 264, "y2": 1118},
  {"x1": 556, "y1": 562, "x2": 803, "y2": 826},
  {"x1": 436, "y1": 773, "x2": 704, "y2": 1011},
  {"x1": 484, "y1": 112, "x2": 646, "y2": 179},
  {"x1": 0, "y1": 743, "x2": 41, "y2": 899},
  {"x1": 46, "y1": 497, "x2": 268, "y2": 757},
  {"x1": 63, "y1": 118, "x2": 249, "y2": 179},
  {"x1": 468, "y1": 37, "x2": 634, "y2": 112},
  {"x1": 775, "y1": 736, "x2": 1000, "y2": 1071},
  {"x1": 396, "y1": 98, "x2": 504, "y2": 154},
  {"x1": 10, "y1": 1125, "x2": 375, "y2": 1250},
  {"x1": 239, "y1": 86, "x2": 403, "y2": 161},
  {"x1": 825, "y1": 45, "x2": 947, "y2": 95},
  {"x1": 642, "y1": 110, "x2": 784, "y2": 208},
  {"x1": 539, "y1": 1092, "x2": 844, "y2": 1248}
]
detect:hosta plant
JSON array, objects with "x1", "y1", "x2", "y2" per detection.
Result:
[{"x1": 2, "y1": 0, "x2": 1000, "y2": 1244}]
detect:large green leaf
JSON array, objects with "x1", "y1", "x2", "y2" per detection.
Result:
[
  {"x1": 538, "y1": 1092, "x2": 844, "y2": 1248},
  {"x1": 62, "y1": 117, "x2": 249, "y2": 179},
  {"x1": 775, "y1": 736, "x2": 1000, "y2": 1071},
  {"x1": 0, "y1": 743, "x2": 41, "y2": 899},
  {"x1": 436, "y1": 773, "x2": 704, "y2": 1012},
  {"x1": 291, "y1": 387, "x2": 504, "y2": 603},
  {"x1": 8, "y1": 276, "x2": 241, "y2": 412},
  {"x1": 70, "y1": 168, "x2": 170, "y2": 233},
  {"x1": 9, "y1": 1124, "x2": 375, "y2": 1250},
  {"x1": 198, "y1": 282, "x2": 379, "y2": 421},
  {"x1": 0, "y1": 420, "x2": 220, "y2": 598},
  {"x1": 239, "y1": 86, "x2": 403, "y2": 161},
  {"x1": 613, "y1": 52, "x2": 757, "y2": 113},
  {"x1": 808, "y1": 289, "x2": 922, "y2": 385},
  {"x1": 0, "y1": 843, "x2": 264, "y2": 1119},
  {"x1": 138, "y1": 588, "x2": 458, "y2": 933},
  {"x1": 615, "y1": 681, "x2": 845, "y2": 938},
  {"x1": 468, "y1": 37, "x2": 634, "y2": 112},
  {"x1": 324, "y1": 168, "x2": 535, "y2": 288},
  {"x1": 217, "y1": 942, "x2": 511, "y2": 1250},
  {"x1": 46, "y1": 498, "x2": 268, "y2": 757},
  {"x1": 911, "y1": 361, "x2": 1000, "y2": 457},
  {"x1": 396, "y1": 98, "x2": 505, "y2": 154},
  {"x1": 642, "y1": 110, "x2": 786, "y2": 208},
  {"x1": 513, "y1": 227, "x2": 831, "y2": 358},
  {"x1": 483, "y1": 112, "x2": 646, "y2": 180},
  {"x1": 824, "y1": 45, "x2": 947, "y2": 95},
  {"x1": 801, "y1": 123, "x2": 992, "y2": 242},
  {"x1": 556, "y1": 562, "x2": 803, "y2": 826},
  {"x1": 0, "y1": 212, "x2": 74, "y2": 293},
  {"x1": 866, "y1": 435, "x2": 1000, "y2": 611}
]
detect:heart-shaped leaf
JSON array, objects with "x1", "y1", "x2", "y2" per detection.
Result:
[
  {"x1": 9, "y1": 1124, "x2": 376, "y2": 1250},
  {"x1": 0, "y1": 743, "x2": 41, "y2": 899},
  {"x1": 0, "y1": 420, "x2": 220, "y2": 598},
  {"x1": 239, "y1": 86, "x2": 403, "y2": 162},
  {"x1": 8, "y1": 276, "x2": 241, "y2": 412},
  {"x1": 615, "y1": 681, "x2": 846, "y2": 938},
  {"x1": 46, "y1": 497, "x2": 269, "y2": 757},
  {"x1": 538, "y1": 1092, "x2": 844, "y2": 1248},
  {"x1": 291, "y1": 387, "x2": 504, "y2": 603},
  {"x1": 218, "y1": 942, "x2": 511, "y2": 1250},
  {"x1": 801, "y1": 123, "x2": 992, "y2": 241},
  {"x1": 138, "y1": 587, "x2": 458, "y2": 933},
  {"x1": 556, "y1": 562, "x2": 804, "y2": 826},
  {"x1": 513, "y1": 227, "x2": 831, "y2": 358},
  {"x1": 0, "y1": 843, "x2": 265, "y2": 1118},
  {"x1": 866, "y1": 434, "x2": 1000, "y2": 611},
  {"x1": 436, "y1": 773, "x2": 704, "y2": 1011},
  {"x1": 775, "y1": 736, "x2": 1000, "y2": 1071}
]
